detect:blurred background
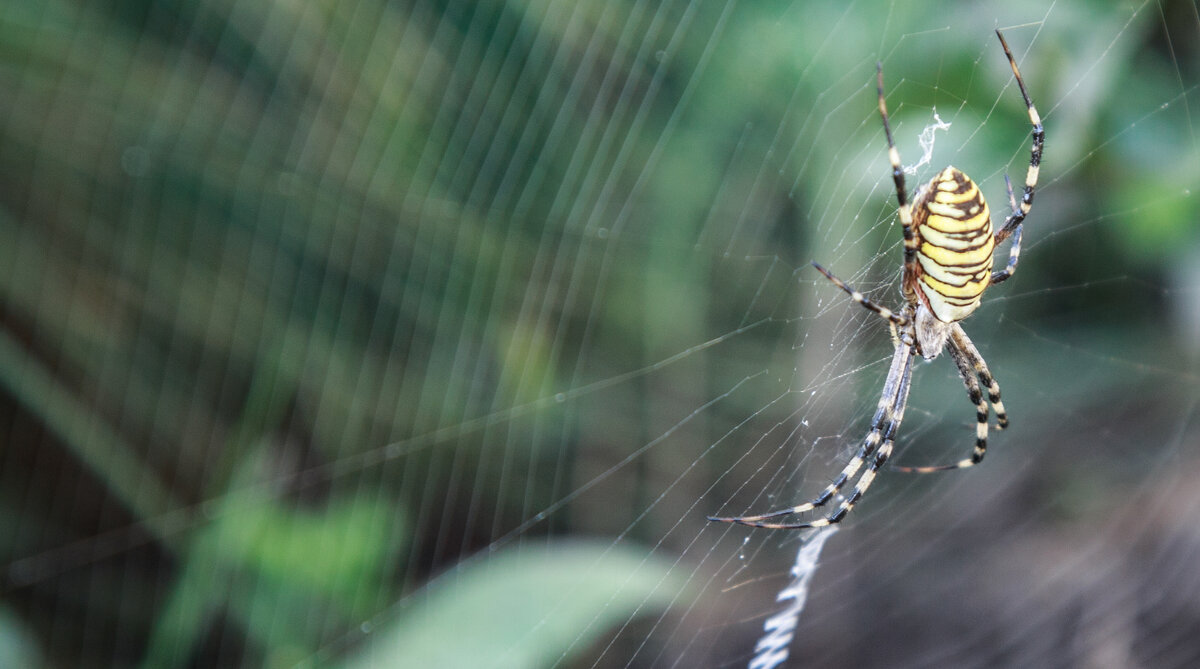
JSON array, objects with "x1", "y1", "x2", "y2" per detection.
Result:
[{"x1": 1, "y1": 0, "x2": 1198, "y2": 667}]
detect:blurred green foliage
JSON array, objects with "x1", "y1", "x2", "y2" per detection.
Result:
[
  {"x1": 343, "y1": 541, "x2": 687, "y2": 669},
  {"x1": 0, "y1": 0, "x2": 1196, "y2": 666}
]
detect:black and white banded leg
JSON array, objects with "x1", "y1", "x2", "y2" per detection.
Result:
[
  {"x1": 876, "y1": 63, "x2": 921, "y2": 294},
  {"x1": 991, "y1": 175, "x2": 1023, "y2": 285},
  {"x1": 952, "y1": 325, "x2": 1008, "y2": 430},
  {"x1": 894, "y1": 326, "x2": 1007, "y2": 472},
  {"x1": 811, "y1": 261, "x2": 909, "y2": 327},
  {"x1": 993, "y1": 29, "x2": 1043, "y2": 286},
  {"x1": 708, "y1": 340, "x2": 915, "y2": 529}
]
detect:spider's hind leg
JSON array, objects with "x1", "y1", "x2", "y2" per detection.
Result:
[
  {"x1": 707, "y1": 426, "x2": 883, "y2": 529},
  {"x1": 708, "y1": 332, "x2": 917, "y2": 529},
  {"x1": 893, "y1": 325, "x2": 1006, "y2": 473}
]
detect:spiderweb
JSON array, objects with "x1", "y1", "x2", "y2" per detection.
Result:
[{"x1": 2, "y1": 0, "x2": 1199, "y2": 667}]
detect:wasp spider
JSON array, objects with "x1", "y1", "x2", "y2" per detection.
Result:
[{"x1": 710, "y1": 30, "x2": 1043, "y2": 529}]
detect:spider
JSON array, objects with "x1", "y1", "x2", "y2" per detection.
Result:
[{"x1": 709, "y1": 30, "x2": 1043, "y2": 530}]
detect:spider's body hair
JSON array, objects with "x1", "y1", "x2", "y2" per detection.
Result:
[{"x1": 912, "y1": 302, "x2": 951, "y2": 361}]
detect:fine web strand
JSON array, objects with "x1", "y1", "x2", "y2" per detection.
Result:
[{"x1": 5, "y1": 2, "x2": 1200, "y2": 668}]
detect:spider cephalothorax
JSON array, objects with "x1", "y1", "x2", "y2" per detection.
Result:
[{"x1": 710, "y1": 29, "x2": 1043, "y2": 529}]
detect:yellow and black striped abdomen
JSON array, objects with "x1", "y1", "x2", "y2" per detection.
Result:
[{"x1": 912, "y1": 166, "x2": 994, "y2": 323}]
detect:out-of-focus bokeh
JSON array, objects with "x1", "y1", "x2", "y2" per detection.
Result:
[{"x1": 1, "y1": 0, "x2": 1198, "y2": 667}]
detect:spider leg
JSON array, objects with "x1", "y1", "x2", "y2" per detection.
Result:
[
  {"x1": 994, "y1": 29, "x2": 1043, "y2": 245},
  {"x1": 811, "y1": 261, "x2": 909, "y2": 326},
  {"x1": 875, "y1": 63, "x2": 920, "y2": 285},
  {"x1": 952, "y1": 325, "x2": 1008, "y2": 430},
  {"x1": 708, "y1": 426, "x2": 882, "y2": 527},
  {"x1": 990, "y1": 226, "x2": 1023, "y2": 285},
  {"x1": 708, "y1": 340, "x2": 915, "y2": 529},
  {"x1": 1005, "y1": 172, "x2": 1018, "y2": 213},
  {"x1": 991, "y1": 175, "x2": 1023, "y2": 284},
  {"x1": 893, "y1": 325, "x2": 1006, "y2": 473}
]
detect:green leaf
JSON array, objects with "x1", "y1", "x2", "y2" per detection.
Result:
[{"x1": 342, "y1": 540, "x2": 690, "y2": 669}]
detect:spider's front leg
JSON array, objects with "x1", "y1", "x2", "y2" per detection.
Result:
[
  {"x1": 811, "y1": 262, "x2": 909, "y2": 326},
  {"x1": 875, "y1": 62, "x2": 921, "y2": 285},
  {"x1": 991, "y1": 175, "x2": 1024, "y2": 285},
  {"x1": 993, "y1": 29, "x2": 1044, "y2": 282}
]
